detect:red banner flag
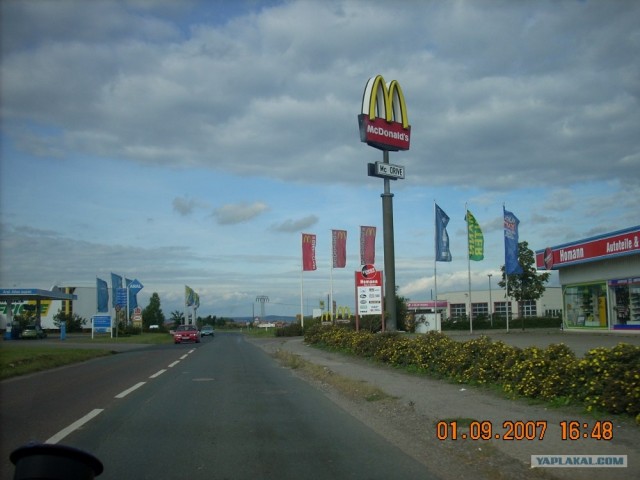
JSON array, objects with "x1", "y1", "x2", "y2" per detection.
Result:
[
  {"x1": 332, "y1": 230, "x2": 347, "y2": 268},
  {"x1": 360, "y1": 226, "x2": 376, "y2": 265},
  {"x1": 302, "y1": 233, "x2": 317, "y2": 271}
]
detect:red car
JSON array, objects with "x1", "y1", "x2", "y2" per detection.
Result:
[{"x1": 173, "y1": 325, "x2": 201, "y2": 344}]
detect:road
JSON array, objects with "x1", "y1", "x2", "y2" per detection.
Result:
[{"x1": 1, "y1": 333, "x2": 437, "y2": 479}]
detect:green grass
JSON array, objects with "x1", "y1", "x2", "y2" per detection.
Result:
[
  {"x1": 0, "y1": 346, "x2": 115, "y2": 380},
  {"x1": 66, "y1": 332, "x2": 174, "y2": 345},
  {"x1": 272, "y1": 348, "x2": 395, "y2": 403}
]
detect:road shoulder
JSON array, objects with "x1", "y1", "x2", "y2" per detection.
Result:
[{"x1": 250, "y1": 336, "x2": 639, "y2": 480}]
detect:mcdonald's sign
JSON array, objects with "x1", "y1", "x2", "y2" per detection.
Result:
[
  {"x1": 336, "y1": 306, "x2": 352, "y2": 320},
  {"x1": 358, "y1": 75, "x2": 411, "y2": 151}
]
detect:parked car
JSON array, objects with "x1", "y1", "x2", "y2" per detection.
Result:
[
  {"x1": 173, "y1": 324, "x2": 200, "y2": 344},
  {"x1": 20, "y1": 324, "x2": 47, "y2": 339},
  {"x1": 200, "y1": 325, "x2": 215, "y2": 337}
]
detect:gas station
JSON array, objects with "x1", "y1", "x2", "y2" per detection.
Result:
[{"x1": 0, "y1": 288, "x2": 77, "y2": 339}]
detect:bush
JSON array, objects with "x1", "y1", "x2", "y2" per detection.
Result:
[
  {"x1": 275, "y1": 323, "x2": 303, "y2": 337},
  {"x1": 304, "y1": 326, "x2": 639, "y2": 417}
]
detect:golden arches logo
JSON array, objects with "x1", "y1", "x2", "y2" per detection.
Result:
[
  {"x1": 302, "y1": 234, "x2": 315, "y2": 243},
  {"x1": 321, "y1": 306, "x2": 352, "y2": 322},
  {"x1": 362, "y1": 75, "x2": 409, "y2": 129},
  {"x1": 358, "y1": 75, "x2": 411, "y2": 151},
  {"x1": 362, "y1": 227, "x2": 376, "y2": 237}
]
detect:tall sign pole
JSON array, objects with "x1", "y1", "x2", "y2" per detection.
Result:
[
  {"x1": 381, "y1": 150, "x2": 396, "y2": 331},
  {"x1": 358, "y1": 75, "x2": 411, "y2": 331}
]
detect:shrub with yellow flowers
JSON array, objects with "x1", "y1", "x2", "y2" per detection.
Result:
[{"x1": 304, "y1": 325, "x2": 639, "y2": 417}]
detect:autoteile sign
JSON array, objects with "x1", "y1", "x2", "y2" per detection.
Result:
[
  {"x1": 535, "y1": 226, "x2": 640, "y2": 270},
  {"x1": 358, "y1": 75, "x2": 411, "y2": 151}
]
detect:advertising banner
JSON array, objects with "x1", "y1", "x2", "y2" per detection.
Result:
[
  {"x1": 332, "y1": 229, "x2": 347, "y2": 268},
  {"x1": 360, "y1": 226, "x2": 376, "y2": 265},
  {"x1": 504, "y1": 208, "x2": 523, "y2": 274},
  {"x1": 435, "y1": 204, "x2": 452, "y2": 262},
  {"x1": 302, "y1": 233, "x2": 317, "y2": 271}
]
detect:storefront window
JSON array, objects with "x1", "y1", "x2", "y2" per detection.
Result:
[
  {"x1": 450, "y1": 303, "x2": 466, "y2": 318},
  {"x1": 563, "y1": 283, "x2": 607, "y2": 328},
  {"x1": 609, "y1": 278, "x2": 640, "y2": 330},
  {"x1": 472, "y1": 303, "x2": 488, "y2": 318},
  {"x1": 494, "y1": 301, "x2": 512, "y2": 316},
  {"x1": 519, "y1": 300, "x2": 537, "y2": 317}
]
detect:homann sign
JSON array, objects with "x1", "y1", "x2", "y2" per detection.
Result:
[
  {"x1": 358, "y1": 75, "x2": 411, "y2": 151},
  {"x1": 536, "y1": 226, "x2": 640, "y2": 270}
]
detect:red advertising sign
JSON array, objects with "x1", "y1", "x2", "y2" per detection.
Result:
[
  {"x1": 536, "y1": 226, "x2": 640, "y2": 270},
  {"x1": 355, "y1": 269, "x2": 383, "y2": 315}
]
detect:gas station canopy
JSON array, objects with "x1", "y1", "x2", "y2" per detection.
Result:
[{"x1": 0, "y1": 288, "x2": 77, "y2": 303}]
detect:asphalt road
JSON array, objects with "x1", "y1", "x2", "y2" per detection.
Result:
[{"x1": 2, "y1": 333, "x2": 437, "y2": 479}]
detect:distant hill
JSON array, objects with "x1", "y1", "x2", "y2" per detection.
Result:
[{"x1": 231, "y1": 315, "x2": 297, "y2": 323}]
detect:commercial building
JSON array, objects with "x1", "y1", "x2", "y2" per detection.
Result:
[
  {"x1": 1, "y1": 286, "x2": 100, "y2": 330},
  {"x1": 535, "y1": 225, "x2": 640, "y2": 332},
  {"x1": 408, "y1": 287, "x2": 562, "y2": 323}
]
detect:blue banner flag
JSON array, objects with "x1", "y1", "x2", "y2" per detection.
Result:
[
  {"x1": 504, "y1": 207, "x2": 523, "y2": 274},
  {"x1": 435, "y1": 204, "x2": 452, "y2": 262},
  {"x1": 111, "y1": 273, "x2": 122, "y2": 308},
  {"x1": 126, "y1": 278, "x2": 142, "y2": 312},
  {"x1": 97, "y1": 278, "x2": 109, "y2": 312}
]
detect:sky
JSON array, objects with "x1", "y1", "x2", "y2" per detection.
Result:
[{"x1": 1, "y1": 0, "x2": 639, "y2": 319}]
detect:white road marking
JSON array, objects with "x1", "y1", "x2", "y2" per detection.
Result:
[
  {"x1": 149, "y1": 369, "x2": 166, "y2": 378},
  {"x1": 168, "y1": 361, "x2": 180, "y2": 368},
  {"x1": 115, "y1": 381, "x2": 146, "y2": 399},
  {"x1": 46, "y1": 409, "x2": 104, "y2": 444}
]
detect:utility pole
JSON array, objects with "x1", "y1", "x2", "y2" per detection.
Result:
[{"x1": 255, "y1": 295, "x2": 269, "y2": 323}]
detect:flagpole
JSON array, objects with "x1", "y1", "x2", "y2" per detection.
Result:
[
  {"x1": 505, "y1": 275, "x2": 510, "y2": 333},
  {"x1": 433, "y1": 201, "x2": 438, "y2": 315},
  {"x1": 300, "y1": 238, "x2": 305, "y2": 328},
  {"x1": 466, "y1": 204, "x2": 473, "y2": 334},
  {"x1": 329, "y1": 230, "x2": 334, "y2": 323}
]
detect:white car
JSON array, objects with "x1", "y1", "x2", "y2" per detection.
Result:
[{"x1": 200, "y1": 325, "x2": 215, "y2": 337}]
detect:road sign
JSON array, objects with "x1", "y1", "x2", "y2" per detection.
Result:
[
  {"x1": 375, "y1": 162, "x2": 404, "y2": 180},
  {"x1": 116, "y1": 288, "x2": 128, "y2": 307}
]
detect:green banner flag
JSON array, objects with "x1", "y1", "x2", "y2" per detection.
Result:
[{"x1": 466, "y1": 210, "x2": 484, "y2": 261}]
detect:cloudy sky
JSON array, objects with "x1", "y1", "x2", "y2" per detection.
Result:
[{"x1": 1, "y1": 0, "x2": 638, "y2": 319}]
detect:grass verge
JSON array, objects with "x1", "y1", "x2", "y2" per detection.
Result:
[
  {"x1": 64, "y1": 332, "x2": 174, "y2": 344},
  {"x1": 272, "y1": 348, "x2": 395, "y2": 403},
  {"x1": 0, "y1": 347, "x2": 115, "y2": 380}
]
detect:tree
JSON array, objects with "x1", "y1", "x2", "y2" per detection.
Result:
[
  {"x1": 142, "y1": 293, "x2": 165, "y2": 331},
  {"x1": 395, "y1": 286, "x2": 410, "y2": 331},
  {"x1": 170, "y1": 310, "x2": 185, "y2": 329},
  {"x1": 498, "y1": 240, "x2": 550, "y2": 313},
  {"x1": 53, "y1": 311, "x2": 87, "y2": 332}
]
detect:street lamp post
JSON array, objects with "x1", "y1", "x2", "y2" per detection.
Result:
[{"x1": 487, "y1": 274, "x2": 493, "y2": 327}]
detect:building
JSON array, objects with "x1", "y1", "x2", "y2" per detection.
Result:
[
  {"x1": 408, "y1": 287, "x2": 562, "y2": 322},
  {"x1": 0, "y1": 286, "x2": 100, "y2": 330},
  {"x1": 535, "y1": 225, "x2": 640, "y2": 332}
]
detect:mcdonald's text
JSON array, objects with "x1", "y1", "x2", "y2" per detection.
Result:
[{"x1": 358, "y1": 115, "x2": 411, "y2": 151}]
